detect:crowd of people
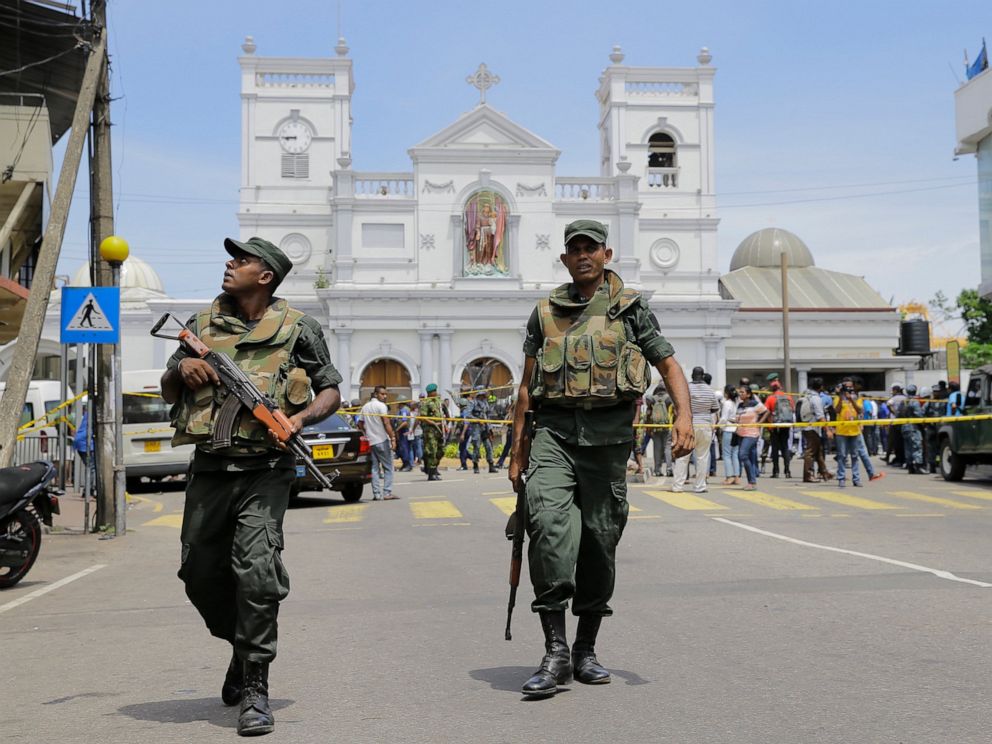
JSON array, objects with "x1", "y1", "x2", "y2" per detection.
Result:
[{"x1": 630, "y1": 372, "x2": 971, "y2": 491}]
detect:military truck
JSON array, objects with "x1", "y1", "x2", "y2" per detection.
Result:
[{"x1": 938, "y1": 366, "x2": 992, "y2": 481}]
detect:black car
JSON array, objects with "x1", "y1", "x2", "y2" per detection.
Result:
[{"x1": 291, "y1": 413, "x2": 371, "y2": 502}]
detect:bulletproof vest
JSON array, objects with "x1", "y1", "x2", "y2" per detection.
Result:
[
  {"x1": 170, "y1": 296, "x2": 312, "y2": 450},
  {"x1": 529, "y1": 278, "x2": 648, "y2": 408}
]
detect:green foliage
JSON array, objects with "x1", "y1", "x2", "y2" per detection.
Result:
[
  {"x1": 956, "y1": 289, "x2": 992, "y2": 345},
  {"x1": 314, "y1": 267, "x2": 330, "y2": 290},
  {"x1": 443, "y1": 442, "x2": 459, "y2": 459},
  {"x1": 961, "y1": 342, "x2": 992, "y2": 368}
]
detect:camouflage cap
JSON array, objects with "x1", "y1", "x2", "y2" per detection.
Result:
[
  {"x1": 224, "y1": 236, "x2": 293, "y2": 284},
  {"x1": 425, "y1": 383, "x2": 438, "y2": 393},
  {"x1": 564, "y1": 219, "x2": 608, "y2": 247}
]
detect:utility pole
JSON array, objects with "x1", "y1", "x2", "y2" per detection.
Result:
[
  {"x1": 89, "y1": 0, "x2": 118, "y2": 531},
  {"x1": 0, "y1": 33, "x2": 107, "y2": 466},
  {"x1": 781, "y1": 251, "x2": 791, "y2": 391}
]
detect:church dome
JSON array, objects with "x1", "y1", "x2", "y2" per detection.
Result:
[
  {"x1": 69, "y1": 254, "x2": 166, "y2": 296},
  {"x1": 729, "y1": 228, "x2": 815, "y2": 272}
]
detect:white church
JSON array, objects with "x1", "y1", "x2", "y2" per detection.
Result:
[{"x1": 15, "y1": 39, "x2": 919, "y2": 399}]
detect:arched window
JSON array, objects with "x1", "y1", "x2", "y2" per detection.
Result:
[{"x1": 647, "y1": 132, "x2": 677, "y2": 188}]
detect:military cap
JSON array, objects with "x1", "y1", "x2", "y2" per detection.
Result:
[
  {"x1": 906, "y1": 384, "x2": 918, "y2": 396},
  {"x1": 224, "y1": 236, "x2": 293, "y2": 284},
  {"x1": 564, "y1": 219, "x2": 608, "y2": 247},
  {"x1": 425, "y1": 383, "x2": 438, "y2": 393},
  {"x1": 766, "y1": 372, "x2": 779, "y2": 381}
]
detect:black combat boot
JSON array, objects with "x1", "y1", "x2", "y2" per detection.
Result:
[
  {"x1": 572, "y1": 615, "x2": 611, "y2": 685},
  {"x1": 221, "y1": 651, "x2": 243, "y2": 706},
  {"x1": 428, "y1": 468, "x2": 442, "y2": 481},
  {"x1": 473, "y1": 464, "x2": 480, "y2": 474},
  {"x1": 521, "y1": 610, "x2": 572, "y2": 697},
  {"x1": 237, "y1": 661, "x2": 274, "y2": 736},
  {"x1": 488, "y1": 464, "x2": 498, "y2": 473}
]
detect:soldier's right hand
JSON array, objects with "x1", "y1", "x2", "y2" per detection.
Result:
[{"x1": 177, "y1": 358, "x2": 220, "y2": 390}]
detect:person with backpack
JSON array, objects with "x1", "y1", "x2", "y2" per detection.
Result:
[
  {"x1": 801, "y1": 377, "x2": 834, "y2": 483},
  {"x1": 764, "y1": 379, "x2": 794, "y2": 478},
  {"x1": 647, "y1": 386, "x2": 674, "y2": 477}
]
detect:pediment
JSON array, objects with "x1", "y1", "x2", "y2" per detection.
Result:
[{"x1": 411, "y1": 104, "x2": 558, "y2": 152}]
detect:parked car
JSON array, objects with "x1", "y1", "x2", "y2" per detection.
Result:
[
  {"x1": 292, "y1": 413, "x2": 371, "y2": 502},
  {"x1": 938, "y1": 365, "x2": 992, "y2": 481},
  {"x1": 122, "y1": 370, "x2": 194, "y2": 489},
  {"x1": 0, "y1": 380, "x2": 75, "y2": 465}
]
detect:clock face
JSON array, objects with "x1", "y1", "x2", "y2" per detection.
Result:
[{"x1": 278, "y1": 121, "x2": 312, "y2": 154}]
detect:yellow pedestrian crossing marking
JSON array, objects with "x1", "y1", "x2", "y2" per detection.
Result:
[
  {"x1": 800, "y1": 490, "x2": 900, "y2": 510},
  {"x1": 951, "y1": 490, "x2": 992, "y2": 503},
  {"x1": 887, "y1": 491, "x2": 982, "y2": 510},
  {"x1": 410, "y1": 500, "x2": 464, "y2": 519},
  {"x1": 628, "y1": 504, "x2": 642, "y2": 512},
  {"x1": 491, "y1": 497, "x2": 516, "y2": 516},
  {"x1": 646, "y1": 490, "x2": 726, "y2": 511},
  {"x1": 323, "y1": 505, "x2": 369, "y2": 524},
  {"x1": 142, "y1": 514, "x2": 183, "y2": 529},
  {"x1": 722, "y1": 490, "x2": 817, "y2": 511}
]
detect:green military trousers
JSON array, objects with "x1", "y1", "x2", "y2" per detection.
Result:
[
  {"x1": 525, "y1": 428, "x2": 630, "y2": 616},
  {"x1": 178, "y1": 467, "x2": 293, "y2": 663},
  {"x1": 422, "y1": 426, "x2": 444, "y2": 470}
]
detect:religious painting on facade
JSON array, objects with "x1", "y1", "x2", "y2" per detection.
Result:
[{"x1": 463, "y1": 191, "x2": 509, "y2": 276}]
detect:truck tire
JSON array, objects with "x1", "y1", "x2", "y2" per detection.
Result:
[
  {"x1": 939, "y1": 439, "x2": 966, "y2": 481},
  {"x1": 341, "y1": 483, "x2": 363, "y2": 503}
]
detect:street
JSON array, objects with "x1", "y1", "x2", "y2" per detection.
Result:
[{"x1": 4, "y1": 461, "x2": 992, "y2": 743}]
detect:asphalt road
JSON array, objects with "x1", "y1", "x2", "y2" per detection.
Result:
[{"x1": 4, "y1": 459, "x2": 992, "y2": 743}]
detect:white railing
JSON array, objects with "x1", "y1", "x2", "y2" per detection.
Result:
[
  {"x1": 353, "y1": 173, "x2": 415, "y2": 198},
  {"x1": 554, "y1": 178, "x2": 618, "y2": 201},
  {"x1": 646, "y1": 168, "x2": 679, "y2": 189},
  {"x1": 256, "y1": 72, "x2": 335, "y2": 88},
  {"x1": 626, "y1": 81, "x2": 698, "y2": 96}
]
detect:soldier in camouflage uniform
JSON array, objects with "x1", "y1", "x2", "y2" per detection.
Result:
[
  {"x1": 161, "y1": 237, "x2": 341, "y2": 737},
  {"x1": 900, "y1": 384, "x2": 925, "y2": 474},
  {"x1": 420, "y1": 383, "x2": 446, "y2": 481},
  {"x1": 467, "y1": 385, "x2": 497, "y2": 473},
  {"x1": 508, "y1": 219, "x2": 693, "y2": 698}
]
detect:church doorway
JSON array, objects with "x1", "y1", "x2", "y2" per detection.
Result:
[
  {"x1": 358, "y1": 358, "x2": 411, "y2": 404},
  {"x1": 460, "y1": 357, "x2": 513, "y2": 397}
]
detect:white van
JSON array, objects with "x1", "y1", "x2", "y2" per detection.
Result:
[
  {"x1": 0, "y1": 380, "x2": 75, "y2": 465},
  {"x1": 122, "y1": 370, "x2": 194, "y2": 488}
]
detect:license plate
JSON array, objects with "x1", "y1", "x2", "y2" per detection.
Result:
[
  {"x1": 312, "y1": 444, "x2": 335, "y2": 460},
  {"x1": 296, "y1": 465, "x2": 306, "y2": 478},
  {"x1": 143, "y1": 440, "x2": 162, "y2": 453}
]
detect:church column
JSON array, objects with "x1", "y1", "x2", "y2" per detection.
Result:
[
  {"x1": 796, "y1": 366, "x2": 809, "y2": 393},
  {"x1": 334, "y1": 328, "x2": 353, "y2": 402},
  {"x1": 333, "y1": 159, "x2": 354, "y2": 282},
  {"x1": 438, "y1": 330, "x2": 453, "y2": 394},
  {"x1": 419, "y1": 330, "x2": 435, "y2": 394},
  {"x1": 703, "y1": 337, "x2": 720, "y2": 388},
  {"x1": 614, "y1": 161, "x2": 640, "y2": 282}
]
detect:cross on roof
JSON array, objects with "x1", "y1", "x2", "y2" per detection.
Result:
[{"x1": 466, "y1": 63, "x2": 500, "y2": 105}]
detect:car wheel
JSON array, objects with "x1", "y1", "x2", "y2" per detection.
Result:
[
  {"x1": 939, "y1": 440, "x2": 966, "y2": 481},
  {"x1": 341, "y1": 483, "x2": 363, "y2": 503}
]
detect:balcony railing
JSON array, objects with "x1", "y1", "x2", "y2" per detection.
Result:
[
  {"x1": 554, "y1": 178, "x2": 617, "y2": 201},
  {"x1": 353, "y1": 173, "x2": 415, "y2": 198},
  {"x1": 646, "y1": 168, "x2": 678, "y2": 189}
]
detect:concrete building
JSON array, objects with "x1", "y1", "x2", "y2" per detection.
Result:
[{"x1": 955, "y1": 58, "x2": 992, "y2": 298}]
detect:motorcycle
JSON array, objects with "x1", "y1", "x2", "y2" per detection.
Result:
[{"x1": 0, "y1": 461, "x2": 61, "y2": 589}]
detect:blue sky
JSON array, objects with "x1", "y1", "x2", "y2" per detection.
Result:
[{"x1": 54, "y1": 0, "x2": 989, "y2": 318}]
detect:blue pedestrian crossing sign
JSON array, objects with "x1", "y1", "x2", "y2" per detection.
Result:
[{"x1": 60, "y1": 286, "x2": 120, "y2": 344}]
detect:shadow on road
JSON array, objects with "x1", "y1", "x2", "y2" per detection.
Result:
[
  {"x1": 117, "y1": 697, "x2": 294, "y2": 730},
  {"x1": 289, "y1": 495, "x2": 350, "y2": 509},
  {"x1": 471, "y1": 665, "x2": 651, "y2": 691}
]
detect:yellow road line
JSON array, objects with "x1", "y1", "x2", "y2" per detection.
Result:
[
  {"x1": 323, "y1": 505, "x2": 369, "y2": 524},
  {"x1": 645, "y1": 490, "x2": 726, "y2": 511},
  {"x1": 799, "y1": 490, "x2": 900, "y2": 510},
  {"x1": 128, "y1": 494, "x2": 164, "y2": 513},
  {"x1": 722, "y1": 490, "x2": 817, "y2": 511},
  {"x1": 491, "y1": 497, "x2": 516, "y2": 516},
  {"x1": 887, "y1": 491, "x2": 982, "y2": 510},
  {"x1": 141, "y1": 514, "x2": 183, "y2": 529},
  {"x1": 410, "y1": 500, "x2": 464, "y2": 519},
  {"x1": 951, "y1": 490, "x2": 992, "y2": 502}
]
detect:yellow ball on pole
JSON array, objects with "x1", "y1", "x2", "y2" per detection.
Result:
[{"x1": 98, "y1": 235, "x2": 129, "y2": 264}]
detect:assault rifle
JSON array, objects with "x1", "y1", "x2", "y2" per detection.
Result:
[
  {"x1": 504, "y1": 409, "x2": 534, "y2": 641},
  {"x1": 151, "y1": 313, "x2": 337, "y2": 491}
]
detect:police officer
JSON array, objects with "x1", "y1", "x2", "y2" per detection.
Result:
[
  {"x1": 900, "y1": 384, "x2": 925, "y2": 474},
  {"x1": 161, "y1": 237, "x2": 341, "y2": 736},
  {"x1": 508, "y1": 219, "x2": 693, "y2": 698},
  {"x1": 420, "y1": 383, "x2": 446, "y2": 481},
  {"x1": 467, "y1": 385, "x2": 497, "y2": 473}
]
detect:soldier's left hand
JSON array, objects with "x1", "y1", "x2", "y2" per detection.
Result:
[
  {"x1": 671, "y1": 415, "x2": 695, "y2": 459},
  {"x1": 267, "y1": 413, "x2": 305, "y2": 448}
]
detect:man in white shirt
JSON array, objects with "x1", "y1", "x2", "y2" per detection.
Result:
[
  {"x1": 359, "y1": 385, "x2": 399, "y2": 500},
  {"x1": 672, "y1": 367, "x2": 720, "y2": 493}
]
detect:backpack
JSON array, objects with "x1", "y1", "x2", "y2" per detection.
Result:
[
  {"x1": 650, "y1": 398, "x2": 671, "y2": 425},
  {"x1": 800, "y1": 391, "x2": 819, "y2": 423},
  {"x1": 772, "y1": 394, "x2": 795, "y2": 424}
]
